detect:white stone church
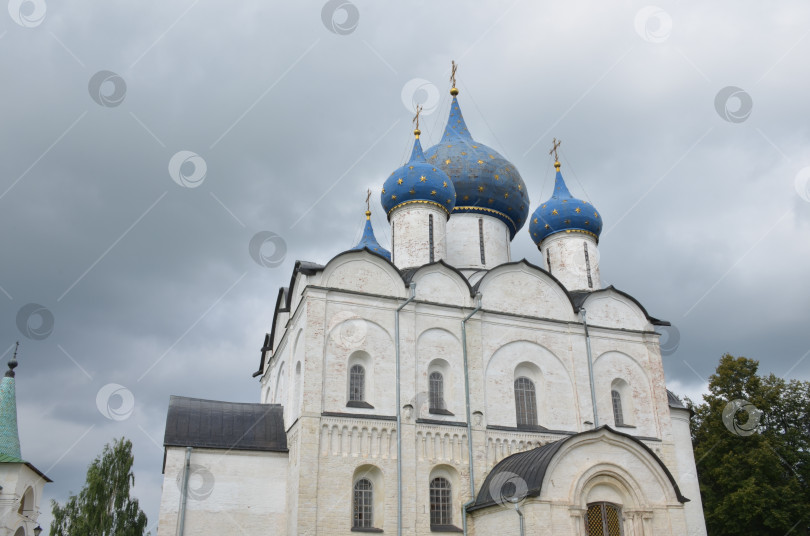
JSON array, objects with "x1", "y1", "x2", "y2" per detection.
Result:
[{"x1": 157, "y1": 80, "x2": 708, "y2": 536}]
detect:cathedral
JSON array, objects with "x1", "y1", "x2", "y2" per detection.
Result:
[{"x1": 157, "y1": 74, "x2": 708, "y2": 536}]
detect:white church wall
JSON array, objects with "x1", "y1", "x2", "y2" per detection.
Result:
[
  {"x1": 592, "y1": 350, "x2": 658, "y2": 437},
  {"x1": 445, "y1": 213, "x2": 511, "y2": 270},
  {"x1": 410, "y1": 264, "x2": 472, "y2": 307},
  {"x1": 478, "y1": 263, "x2": 577, "y2": 321},
  {"x1": 581, "y1": 291, "x2": 650, "y2": 331},
  {"x1": 390, "y1": 203, "x2": 448, "y2": 268},
  {"x1": 157, "y1": 447, "x2": 287, "y2": 535},
  {"x1": 321, "y1": 252, "x2": 405, "y2": 298},
  {"x1": 0, "y1": 464, "x2": 45, "y2": 536},
  {"x1": 540, "y1": 232, "x2": 601, "y2": 291},
  {"x1": 483, "y1": 338, "x2": 578, "y2": 431},
  {"x1": 670, "y1": 407, "x2": 708, "y2": 536},
  {"x1": 415, "y1": 327, "x2": 464, "y2": 420}
]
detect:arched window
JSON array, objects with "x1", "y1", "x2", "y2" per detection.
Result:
[
  {"x1": 353, "y1": 478, "x2": 373, "y2": 528},
  {"x1": 514, "y1": 377, "x2": 537, "y2": 427},
  {"x1": 349, "y1": 365, "x2": 365, "y2": 402},
  {"x1": 429, "y1": 372, "x2": 445, "y2": 411},
  {"x1": 585, "y1": 502, "x2": 622, "y2": 535},
  {"x1": 611, "y1": 389, "x2": 624, "y2": 426},
  {"x1": 429, "y1": 477, "x2": 452, "y2": 526}
]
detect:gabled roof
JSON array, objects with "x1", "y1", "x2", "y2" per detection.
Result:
[
  {"x1": 569, "y1": 286, "x2": 670, "y2": 326},
  {"x1": 469, "y1": 425, "x2": 688, "y2": 511},
  {"x1": 163, "y1": 396, "x2": 287, "y2": 452}
]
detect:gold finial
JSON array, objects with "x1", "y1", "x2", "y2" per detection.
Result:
[
  {"x1": 365, "y1": 189, "x2": 372, "y2": 219},
  {"x1": 412, "y1": 104, "x2": 422, "y2": 138},
  {"x1": 549, "y1": 137, "x2": 562, "y2": 169},
  {"x1": 450, "y1": 60, "x2": 459, "y2": 96}
]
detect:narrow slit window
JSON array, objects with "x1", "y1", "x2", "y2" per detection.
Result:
[
  {"x1": 584, "y1": 241, "x2": 593, "y2": 288},
  {"x1": 349, "y1": 365, "x2": 365, "y2": 402},
  {"x1": 353, "y1": 478, "x2": 373, "y2": 528},
  {"x1": 429, "y1": 214, "x2": 435, "y2": 263},
  {"x1": 429, "y1": 371, "x2": 445, "y2": 411},
  {"x1": 611, "y1": 389, "x2": 624, "y2": 426},
  {"x1": 479, "y1": 218, "x2": 486, "y2": 265},
  {"x1": 430, "y1": 477, "x2": 452, "y2": 526},
  {"x1": 514, "y1": 377, "x2": 538, "y2": 426}
]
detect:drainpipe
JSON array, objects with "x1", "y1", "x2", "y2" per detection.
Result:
[
  {"x1": 177, "y1": 446, "x2": 192, "y2": 536},
  {"x1": 580, "y1": 309, "x2": 598, "y2": 427},
  {"x1": 395, "y1": 282, "x2": 416, "y2": 536},
  {"x1": 512, "y1": 499, "x2": 525, "y2": 536},
  {"x1": 461, "y1": 292, "x2": 482, "y2": 536}
]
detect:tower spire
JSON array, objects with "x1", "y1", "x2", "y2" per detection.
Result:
[
  {"x1": 450, "y1": 60, "x2": 459, "y2": 96},
  {"x1": 412, "y1": 104, "x2": 422, "y2": 138},
  {"x1": 0, "y1": 342, "x2": 22, "y2": 459}
]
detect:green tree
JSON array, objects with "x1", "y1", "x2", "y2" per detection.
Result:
[
  {"x1": 689, "y1": 354, "x2": 810, "y2": 535},
  {"x1": 50, "y1": 437, "x2": 149, "y2": 536}
]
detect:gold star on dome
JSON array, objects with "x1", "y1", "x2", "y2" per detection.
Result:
[
  {"x1": 420, "y1": 176, "x2": 427, "y2": 182},
  {"x1": 430, "y1": 154, "x2": 437, "y2": 160},
  {"x1": 447, "y1": 199, "x2": 452, "y2": 203},
  {"x1": 504, "y1": 192, "x2": 509, "y2": 198},
  {"x1": 544, "y1": 224, "x2": 550, "y2": 229},
  {"x1": 564, "y1": 219, "x2": 571, "y2": 224},
  {"x1": 533, "y1": 218, "x2": 538, "y2": 224},
  {"x1": 397, "y1": 178, "x2": 403, "y2": 185},
  {"x1": 472, "y1": 145, "x2": 478, "y2": 148},
  {"x1": 562, "y1": 199, "x2": 567, "y2": 203},
  {"x1": 594, "y1": 212, "x2": 599, "y2": 218},
  {"x1": 494, "y1": 174, "x2": 500, "y2": 180},
  {"x1": 505, "y1": 167, "x2": 510, "y2": 171},
  {"x1": 575, "y1": 207, "x2": 581, "y2": 213},
  {"x1": 478, "y1": 186, "x2": 484, "y2": 192},
  {"x1": 518, "y1": 185, "x2": 522, "y2": 191},
  {"x1": 390, "y1": 171, "x2": 394, "y2": 176},
  {"x1": 382, "y1": 187, "x2": 386, "y2": 194},
  {"x1": 507, "y1": 207, "x2": 512, "y2": 211},
  {"x1": 442, "y1": 181, "x2": 447, "y2": 187},
  {"x1": 488, "y1": 198, "x2": 494, "y2": 204},
  {"x1": 461, "y1": 152, "x2": 467, "y2": 155},
  {"x1": 445, "y1": 159, "x2": 451, "y2": 165},
  {"x1": 430, "y1": 190, "x2": 436, "y2": 195},
  {"x1": 463, "y1": 195, "x2": 469, "y2": 201},
  {"x1": 409, "y1": 188, "x2": 415, "y2": 194},
  {"x1": 489, "y1": 154, "x2": 494, "y2": 159},
  {"x1": 447, "y1": 145, "x2": 453, "y2": 148},
  {"x1": 391, "y1": 194, "x2": 397, "y2": 200},
  {"x1": 551, "y1": 209, "x2": 558, "y2": 215},
  {"x1": 542, "y1": 204, "x2": 547, "y2": 209},
  {"x1": 432, "y1": 168, "x2": 437, "y2": 171},
  {"x1": 478, "y1": 160, "x2": 484, "y2": 165},
  {"x1": 584, "y1": 221, "x2": 589, "y2": 225}
]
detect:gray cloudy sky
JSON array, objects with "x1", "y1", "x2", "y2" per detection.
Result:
[{"x1": 1, "y1": 0, "x2": 809, "y2": 532}]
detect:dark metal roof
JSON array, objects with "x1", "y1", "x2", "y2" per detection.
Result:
[
  {"x1": 667, "y1": 389, "x2": 687, "y2": 409},
  {"x1": 163, "y1": 396, "x2": 287, "y2": 452},
  {"x1": 469, "y1": 425, "x2": 688, "y2": 511}
]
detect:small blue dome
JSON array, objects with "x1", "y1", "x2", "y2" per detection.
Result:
[
  {"x1": 529, "y1": 163, "x2": 602, "y2": 246},
  {"x1": 380, "y1": 136, "x2": 456, "y2": 218},
  {"x1": 424, "y1": 95, "x2": 529, "y2": 238},
  {"x1": 351, "y1": 211, "x2": 391, "y2": 260}
]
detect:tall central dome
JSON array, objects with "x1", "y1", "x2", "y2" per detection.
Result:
[{"x1": 424, "y1": 89, "x2": 529, "y2": 238}]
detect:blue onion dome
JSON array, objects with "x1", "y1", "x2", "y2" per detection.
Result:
[
  {"x1": 380, "y1": 130, "x2": 456, "y2": 219},
  {"x1": 423, "y1": 88, "x2": 529, "y2": 239},
  {"x1": 351, "y1": 209, "x2": 391, "y2": 260},
  {"x1": 529, "y1": 161, "x2": 603, "y2": 246}
]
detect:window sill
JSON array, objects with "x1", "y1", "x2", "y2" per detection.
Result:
[
  {"x1": 429, "y1": 408, "x2": 454, "y2": 416},
  {"x1": 347, "y1": 401, "x2": 375, "y2": 409},
  {"x1": 431, "y1": 525, "x2": 463, "y2": 533},
  {"x1": 614, "y1": 423, "x2": 636, "y2": 429},
  {"x1": 351, "y1": 527, "x2": 383, "y2": 533}
]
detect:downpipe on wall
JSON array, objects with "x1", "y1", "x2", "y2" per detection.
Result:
[
  {"x1": 461, "y1": 293, "x2": 482, "y2": 536},
  {"x1": 580, "y1": 309, "x2": 599, "y2": 428},
  {"x1": 177, "y1": 446, "x2": 192, "y2": 536},
  {"x1": 395, "y1": 282, "x2": 416, "y2": 536}
]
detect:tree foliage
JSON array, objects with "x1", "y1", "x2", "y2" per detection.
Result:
[
  {"x1": 50, "y1": 437, "x2": 149, "y2": 536},
  {"x1": 689, "y1": 354, "x2": 810, "y2": 535}
]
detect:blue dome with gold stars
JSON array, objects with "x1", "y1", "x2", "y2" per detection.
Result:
[
  {"x1": 381, "y1": 133, "x2": 456, "y2": 218},
  {"x1": 423, "y1": 91, "x2": 529, "y2": 239},
  {"x1": 351, "y1": 210, "x2": 391, "y2": 260},
  {"x1": 529, "y1": 162, "x2": 602, "y2": 246}
]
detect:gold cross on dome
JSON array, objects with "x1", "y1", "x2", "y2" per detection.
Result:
[
  {"x1": 549, "y1": 137, "x2": 562, "y2": 162},
  {"x1": 450, "y1": 60, "x2": 458, "y2": 88},
  {"x1": 365, "y1": 189, "x2": 371, "y2": 212},
  {"x1": 412, "y1": 104, "x2": 422, "y2": 130}
]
